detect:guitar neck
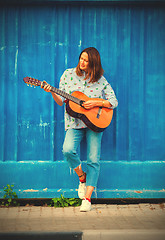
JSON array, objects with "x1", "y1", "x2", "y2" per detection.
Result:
[
  {"x1": 41, "y1": 82, "x2": 82, "y2": 105},
  {"x1": 23, "y1": 77, "x2": 83, "y2": 106}
]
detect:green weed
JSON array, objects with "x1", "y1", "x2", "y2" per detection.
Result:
[
  {"x1": 51, "y1": 194, "x2": 82, "y2": 208},
  {"x1": 2, "y1": 184, "x2": 18, "y2": 207}
]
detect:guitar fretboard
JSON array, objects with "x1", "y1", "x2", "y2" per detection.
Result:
[{"x1": 41, "y1": 82, "x2": 82, "y2": 105}]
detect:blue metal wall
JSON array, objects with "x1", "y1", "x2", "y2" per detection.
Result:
[{"x1": 0, "y1": 0, "x2": 165, "y2": 198}]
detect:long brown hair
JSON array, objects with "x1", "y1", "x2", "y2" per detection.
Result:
[{"x1": 76, "y1": 47, "x2": 104, "y2": 83}]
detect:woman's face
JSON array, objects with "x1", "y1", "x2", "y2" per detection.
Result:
[{"x1": 79, "y1": 52, "x2": 89, "y2": 72}]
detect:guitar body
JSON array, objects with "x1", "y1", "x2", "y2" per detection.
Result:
[{"x1": 66, "y1": 91, "x2": 113, "y2": 132}]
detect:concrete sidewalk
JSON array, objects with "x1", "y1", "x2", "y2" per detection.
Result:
[{"x1": 0, "y1": 203, "x2": 165, "y2": 239}]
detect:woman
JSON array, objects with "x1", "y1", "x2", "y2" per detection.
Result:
[{"x1": 41, "y1": 47, "x2": 118, "y2": 211}]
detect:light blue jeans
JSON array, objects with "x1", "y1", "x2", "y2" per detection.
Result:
[{"x1": 62, "y1": 128, "x2": 103, "y2": 187}]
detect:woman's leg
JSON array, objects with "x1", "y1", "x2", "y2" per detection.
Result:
[
  {"x1": 62, "y1": 129, "x2": 84, "y2": 169},
  {"x1": 80, "y1": 129, "x2": 103, "y2": 211},
  {"x1": 85, "y1": 186, "x2": 95, "y2": 199},
  {"x1": 74, "y1": 165, "x2": 86, "y2": 182},
  {"x1": 85, "y1": 129, "x2": 103, "y2": 198},
  {"x1": 63, "y1": 128, "x2": 87, "y2": 199}
]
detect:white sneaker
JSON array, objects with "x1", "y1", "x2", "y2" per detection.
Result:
[
  {"x1": 78, "y1": 182, "x2": 87, "y2": 199},
  {"x1": 80, "y1": 198, "x2": 91, "y2": 212}
]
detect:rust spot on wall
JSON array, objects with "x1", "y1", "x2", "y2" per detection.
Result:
[{"x1": 134, "y1": 190, "x2": 143, "y2": 194}]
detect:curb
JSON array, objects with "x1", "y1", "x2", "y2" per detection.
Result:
[
  {"x1": 0, "y1": 232, "x2": 82, "y2": 240},
  {"x1": 1, "y1": 230, "x2": 165, "y2": 240},
  {"x1": 83, "y1": 230, "x2": 165, "y2": 240}
]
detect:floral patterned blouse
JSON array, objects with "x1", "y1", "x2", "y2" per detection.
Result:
[{"x1": 59, "y1": 68, "x2": 118, "y2": 131}]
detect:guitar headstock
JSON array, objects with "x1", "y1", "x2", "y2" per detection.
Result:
[{"x1": 23, "y1": 77, "x2": 41, "y2": 87}]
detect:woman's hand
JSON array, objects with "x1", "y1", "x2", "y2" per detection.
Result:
[
  {"x1": 82, "y1": 99, "x2": 112, "y2": 109},
  {"x1": 41, "y1": 81, "x2": 52, "y2": 92},
  {"x1": 82, "y1": 100, "x2": 100, "y2": 109}
]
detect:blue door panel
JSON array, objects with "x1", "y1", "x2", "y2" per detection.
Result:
[{"x1": 0, "y1": 1, "x2": 165, "y2": 198}]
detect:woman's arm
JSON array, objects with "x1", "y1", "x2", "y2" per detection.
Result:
[
  {"x1": 82, "y1": 99, "x2": 112, "y2": 109},
  {"x1": 51, "y1": 92, "x2": 63, "y2": 106}
]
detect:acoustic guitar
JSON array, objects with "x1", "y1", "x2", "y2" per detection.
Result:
[{"x1": 23, "y1": 77, "x2": 113, "y2": 132}]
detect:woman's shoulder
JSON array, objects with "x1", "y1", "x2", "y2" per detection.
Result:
[
  {"x1": 98, "y1": 75, "x2": 109, "y2": 85},
  {"x1": 62, "y1": 68, "x2": 81, "y2": 81}
]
